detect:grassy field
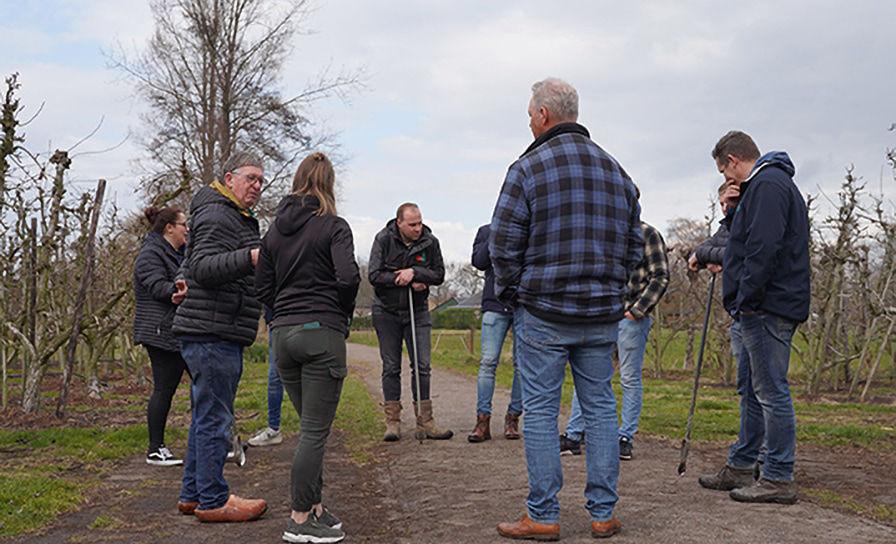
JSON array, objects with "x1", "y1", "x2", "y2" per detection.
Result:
[
  {"x1": 348, "y1": 328, "x2": 896, "y2": 450},
  {"x1": 0, "y1": 344, "x2": 382, "y2": 538}
]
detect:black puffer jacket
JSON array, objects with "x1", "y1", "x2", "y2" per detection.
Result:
[
  {"x1": 256, "y1": 195, "x2": 360, "y2": 336},
  {"x1": 172, "y1": 184, "x2": 262, "y2": 346},
  {"x1": 133, "y1": 232, "x2": 185, "y2": 351},
  {"x1": 368, "y1": 220, "x2": 444, "y2": 315}
]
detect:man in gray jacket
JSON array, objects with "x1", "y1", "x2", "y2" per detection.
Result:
[{"x1": 172, "y1": 151, "x2": 267, "y2": 522}]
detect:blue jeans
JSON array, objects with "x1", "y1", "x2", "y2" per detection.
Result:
[
  {"x1": 179, "y1": 340, "x2": 243, "y2": 510},
  {"x1": 476, "y1": 311, "x2": 522, "y2": 415},
  {"x1": 726, "y1": 312, "x2": 797, "y2": 482},
  {"x1": 565, "y1": 316, "x2": 652, "y2": 442},
  {"x1": 267, "y1": 331, "x2": 284, "y2": 430},
  {"x1": 515, "y1": 307, "x2": 620, "y2": 524}
]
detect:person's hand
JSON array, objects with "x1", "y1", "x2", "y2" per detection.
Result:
[
  {"x1": 172, "y1": 280, "x2": 188, "y2": 305},
  {"x1": 721, "y1": 183, "x2": 740, "y2": 208},
  {"x1": 624, "y1": 311, "x2": 637, "y2": 321},
  {"x1": 250, "y1": 248, "x2": 260, "y2": 267},
  {"x1": 688, "y1": 253, "x2": 699, "y2": 272},
  {"x1": 411, "y1": 282, "x2": 427, "y2": 292},
  {"x1": 394, "y1": 268, "x2": 415, "y2": 286},
  {"x1": 707, "y1": 263, "x2": 722, "y2": 274}
]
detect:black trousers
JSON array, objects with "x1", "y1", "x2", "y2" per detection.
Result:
[
  {"x1": 146, "y1": 346, "x2": 189, "y2": 452},
  {"x1": 373, "y1": 308, "x2": 432, "y2": 402}
]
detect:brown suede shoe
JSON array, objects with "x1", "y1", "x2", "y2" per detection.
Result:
[
  {"x1": 193, "y1": 494, "x2": 267, "y2": 523},
  {"x1": 468, "y1": 413, "x2": 491, "y2": 443},
  {"x1": 497, "y1": 513, "x2": 560, "y2": 541},
  {"x1": 177, "y1": 500, "x2": 198, "y2": 515},
  {"x1": 591, "y1": 516, "x2": 621, "y2": 538},
  {"x1": 504, "y1": 412, "x2": 521, "y2": 440}
]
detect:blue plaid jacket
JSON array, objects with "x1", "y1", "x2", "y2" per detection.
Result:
[{"x1": 489, "y1": 123, "x2": 643, "y2": 322}]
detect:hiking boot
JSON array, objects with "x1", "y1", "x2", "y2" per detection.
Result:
[
  {"x1": 729, "y1": 478, "x2": 798, "y2": 505},
  {"x1": 383, "y1": 401, "x2": 402, "y2": 442},
  {"x1": 468, "y1": 413, "x2": 491, "y2": 443},
  {"x1": 316, "y1": 507, "x2": 342, "y2": 530},
  {"x1": 497, "y1": 513, "x2": 560, "y2": 541},
  {"x1": 698, "y1": 465, "x2": 755, "y2": 491},
  {"x1": 559, "y1": 433, "x2": 582, "y2": 456},
  {"x1": 146, "y1": 445, "x2": 182, "y2": 466},
  {"x1": 414, "y1": 399, "x2": 454, "y2": 440},
  {"x1": 618, "y1": 437, "x2": 633, "y2": 460},
  {"x1": 591, "y1": 516, "x2": 621, "y2": 538},
  {"x1": 177, "y1": 500, "x2": 198, "y2": 515},
  {"x1": 504, "y1": 411, "x2": 521, "y2": 440},
  {"x1": 283, "y1": 513, "x2": 345, "y2": 543},
  {"x1": 194, "y1": 494, "x2": 267, "y2": 523},
  {"x1": 248, "y1": 427, "x2": 283, "y2": 447}
]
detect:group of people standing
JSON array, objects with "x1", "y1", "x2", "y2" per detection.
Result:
[{"x1": 131, "y1": 76, "x2": 810, "y2": 542}]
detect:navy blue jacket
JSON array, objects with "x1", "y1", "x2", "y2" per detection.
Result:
[
  {"x1": 472, "y1": 224, "x2": 513, "y2": 315},
  {"x1": 723, "y1": 152, "x2": 810, "y2": 322}
]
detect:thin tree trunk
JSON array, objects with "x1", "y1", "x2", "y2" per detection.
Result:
[{"x1": 860, "y1": 317, "x2": 895, "y2": 403}]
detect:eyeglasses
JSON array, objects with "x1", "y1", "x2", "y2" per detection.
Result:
[
  {"x1": 234, "y1": 170, "x2": 265, "y2": 187},
  {"x1": 174, "y1": 221, "x2": 188, "y2": 227}
]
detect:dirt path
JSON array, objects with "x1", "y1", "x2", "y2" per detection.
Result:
[{"x1": 13, "y1": 343, "x2": 896, "y2": 543}]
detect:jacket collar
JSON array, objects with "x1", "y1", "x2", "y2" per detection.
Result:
[
  {"x1": 521, "y1": 122, "x2": 590, "y2": 157},
  {"x1": 210, "y1": 180, "x2": 255, "y2": 218}
]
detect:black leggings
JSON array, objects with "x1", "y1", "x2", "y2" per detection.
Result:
[{"x1": 146, "y1": 346, "x2": 189, "y2": 452}]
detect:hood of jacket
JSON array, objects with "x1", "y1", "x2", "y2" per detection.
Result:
[
  {"x1": 746, "y1": 151, "x2": 795, "y2": 182},
  {"x1": 275, "y1": 194, "x2": 319, "y2": 236}
]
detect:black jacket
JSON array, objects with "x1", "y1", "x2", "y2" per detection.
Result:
[
  {"x1": 368, "y1": 219, "x2": 445, "y2": 315},
  {"x1": 256, "y1": 195, "x2": 360, "y2": 336},
  {"x1": 172, "y1": 184, "x2": 262, "y2": 346},
  {"x1": 723, "y1": 152, "x2": 810, "y2": 322},
  {"x1": 133, "y1": 232, "x2": 185, "y2": 351},
  {"x1": 693, "y1": 213, "x2": 732, "y2": 268},
  {"x1": 472, "y1": 224, "x2": 512, "y2": 315}
]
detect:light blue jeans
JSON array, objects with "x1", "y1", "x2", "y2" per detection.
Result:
[
  {"x1": 514, "y1": 307, "x2": 620, "y2": 523},
  {"x1": 476, "y1": 311, "x2": 522, "y2": 416},
  {"x1": 566, "y1": 316, "x2": 652, "y2": 442},
  {"x1": 727, "y1": 312, "x2": 798, "y2": 482}
]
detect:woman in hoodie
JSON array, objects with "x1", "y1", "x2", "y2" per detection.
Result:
[
  {"x1": 133, "y1": 205, "x2": 189, "y2": 466},
  {"x1": 256, "y1": 152, "x2": 360, "y2": 544}
]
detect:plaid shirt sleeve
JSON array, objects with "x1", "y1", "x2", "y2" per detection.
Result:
[
  {"x1": 628, "y1": 224, "x2": 670, "y2": 318},
  {"x1": 489, "y1": 165, "x2": 529, "y2": 303}
]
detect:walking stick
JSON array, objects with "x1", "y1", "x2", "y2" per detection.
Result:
[
  {"x1": 677, "y1": 272, "x2": 716, "y2": 476},
  {"x1": 408, "y1": 285, "x2": 425, "y2": 443}
]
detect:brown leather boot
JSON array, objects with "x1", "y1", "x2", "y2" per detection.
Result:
[
  {"x1": 413, "y1": 399, "x2": 454, "y2": 440},
  {"x1": 591, "y1": 516, "x2": 621, "y2": 538},
  {"x1": 467, "y1": 413, "x2": 491, "y2": 443},
  {"x1": 504, "y1": 411, "x2": 521, "y2": 440},
  {"x1": 497, "y1": 513, "x2": 560, "y2": 541},
  {"x1": 193, "y1": 494, "x2": 267, "y2": 523},
  {"x1": 177, "y1": 500, "x2": 198, "y2": 515},
  {"x1": 383, "y1": 401, "x2": 402, "y2": 442}
]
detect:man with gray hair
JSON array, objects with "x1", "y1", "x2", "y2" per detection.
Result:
[
  {"x1": 172, "y1": 150, "x2": 267, "y2": 522},
  {"x1": 493, "y1": 78, "x2": 642, "y2": 540}
]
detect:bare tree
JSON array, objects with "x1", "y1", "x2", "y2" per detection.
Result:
[{"x1": 109, "y1": 0, "x2": 361, "y2": 210}]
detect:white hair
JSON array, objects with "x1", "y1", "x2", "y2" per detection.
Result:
[{"x1": 531, "y1": 77, "x2": 579, "y2": 121}]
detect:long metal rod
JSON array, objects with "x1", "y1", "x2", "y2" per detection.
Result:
[
  {"x1": 677, "y1": 272, "x2": 716, "y2": 476},
  {"x1": 408, "y1": 286, "x2": 424, "y2": 442}
]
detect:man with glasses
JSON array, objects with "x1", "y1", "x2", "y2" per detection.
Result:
[{"x1": 172, "y1": 151, "x2": 267, "y2": 522}]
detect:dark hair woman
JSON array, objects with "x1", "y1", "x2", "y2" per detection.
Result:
[
  {"x1": 256, "y1": 152, "x2": 360, "y2": 543},
  {"x1": 133, "y1": 205, "x2": 190, "y2": 466}
]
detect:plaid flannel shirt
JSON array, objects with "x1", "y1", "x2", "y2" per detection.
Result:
[
  {"x1": 490, "y1": 123, "x2": 643, "y2": 321},
  {"x1": 624, "y1": 222, "x2": 670, "y2": 319}
]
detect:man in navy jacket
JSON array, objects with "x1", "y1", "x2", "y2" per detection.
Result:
[{"x1": 698, "y1": 131, "x2": 810, "y2": 505}]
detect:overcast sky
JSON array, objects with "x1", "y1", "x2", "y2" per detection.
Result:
[{"x1": 2, "y1": 0, "x2": 894, "y2": 262}]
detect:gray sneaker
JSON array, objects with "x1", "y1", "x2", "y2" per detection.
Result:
[
  {"x1": 730, "y1": 478, "x2": 797, "y2": 505},
  {"x1": 316, "y1": 508, "x2": 343, "y2": 530},
  {"x1": 283, "y1": 514, "x2": 345, "y2": 543},
  {"x1": 248, "y1": 427, "x2": 283, "y2": 447},
  {"x1": 698, "y1": 465, "x2": 755, "y2": 491}
]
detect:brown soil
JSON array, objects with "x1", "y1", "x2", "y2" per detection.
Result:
[{"x1": 8, "y1": 343, "x2": 896, "y2": 543}]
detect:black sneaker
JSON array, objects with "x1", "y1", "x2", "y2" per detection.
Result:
[
  {"x1": 559, "y1": 433, "x2": 582, "y2": 456},
  {"x1": 316, "y1": 507, "x2": 342, "y2": 530},
  {"x1": 283, "y1": 514, "x2": 345, "y2": 543},
  {"x1": 146, "y1": 445, "x2": 182, "y2": 466},
  {"x1": 618, "y1": 437, "x2": 633, "y2": 460}
]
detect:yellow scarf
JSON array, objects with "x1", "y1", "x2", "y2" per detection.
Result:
[{"x1": 210, "y1": 180, "x2": 254, "y2": 218}]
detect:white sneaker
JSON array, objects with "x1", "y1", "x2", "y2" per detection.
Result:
[
  {"x1": 248, "y1": 427, "x2": 283, "y2": 447},
  {"x1": 146, "y1": 445, "x2": 183, "y2": 466}
]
